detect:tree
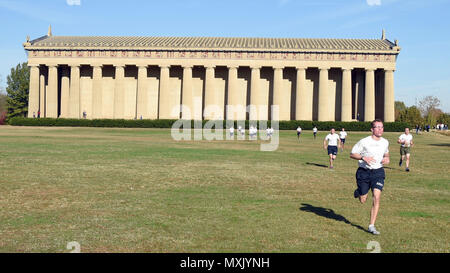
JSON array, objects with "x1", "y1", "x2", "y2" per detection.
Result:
[
  {"x1": 0, "y1": 92, "x2": 6, "y2": 114},
  {"x1": 437, "y1": 113, "x2": 450, "y2": 125},
  {"x1": 395, "y1": 101, "x2": 407, "y2": 121},
  {"x1": 0, "y1": 75, "x2": 7, "y2": 125},
  {"x1": 417, "y1": 95, "x2": 440, "y2": 117},
  {"x1": 6, "y1": 62, "x2": 29, "y2": 119},
  {"x1": 398, "y1": 106, "x2": 423, "y2": 127}
]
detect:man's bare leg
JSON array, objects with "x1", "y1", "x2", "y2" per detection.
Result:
[
  {"x1": 405, "y1": 153, "x2": 410, "y2": 171},
  {"x1": 368, "y1": 189, "x2": 382, "y2": 235}
]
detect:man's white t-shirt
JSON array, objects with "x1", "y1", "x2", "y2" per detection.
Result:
[
  {"x1": 351, "y1": 136, "x2": 389, "y2": 170},
  {"x1": 398, "y1": 133, "x2": 413, "y2": 147},
  {"x1": 339, "y1": 131, "x2": 347, "y2": 139},
  {"x1": 230, "y1": 127, "x2": 234, "y2": 133},
  {"x1": 325, "y1": 133, "x2": 340, "y2": 146},
  {"x1": 313, "y1": 127, "x2": 318, "y2": 133},
  {"x1": 297, "y1": 127, "x2": 302, "y2": 133}
]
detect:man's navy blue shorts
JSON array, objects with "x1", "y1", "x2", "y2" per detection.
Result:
[
  {"x1": 327, "y1": 146, "x2": 338, "y2": 155},
  {"x1": 340, "y1": 138, "x2": 346, "y2": 144},
  {"x1": 355, "y1": 167, "x2": 385, "y2": 196}
]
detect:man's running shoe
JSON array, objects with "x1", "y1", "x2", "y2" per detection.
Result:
[{"x1": 368, "y1": 225, "x2": 380, "y2": 235}]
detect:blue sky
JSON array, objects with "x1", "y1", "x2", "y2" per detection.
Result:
[{"x1": 1, "y1": 0, "x2": 449, "y2": 112}]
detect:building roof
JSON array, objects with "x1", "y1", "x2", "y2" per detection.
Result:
[{"x1": 24, "y1": 35, "x2": 400, "y2": 53}]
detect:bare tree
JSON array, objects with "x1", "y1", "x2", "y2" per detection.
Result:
[
  {"x1": 0, "y1": 74, "x2": 7, "y2": 119},
  {"x1": 0, "y1": 74, "x2": 3, "y2": 93},
  {"x1": 417, "y1": 95, "x2": 441, "y2": 117}
]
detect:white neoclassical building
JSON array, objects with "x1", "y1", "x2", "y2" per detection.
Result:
[{"x1": 24, "y1": 28, "x2": 400, "y2": 121}]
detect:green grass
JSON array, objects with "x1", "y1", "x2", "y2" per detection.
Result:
[{"x1": 0, "y1": 126, "x2": 449, "y2": 253}]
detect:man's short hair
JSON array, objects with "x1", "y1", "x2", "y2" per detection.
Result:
[{"x1": 371, "y1": 119, "x2": 383, "y2": 128}]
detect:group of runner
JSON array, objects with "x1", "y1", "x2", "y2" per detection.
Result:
[
  {"x1": 297, "y1": 122, "x2": 414, "y2": 235},
  {"x1": 228, "y1": 126, "x2": 274, "y2": 139},
  {"x1": 229, "y1": 122, "x2": 414, "y2": 235}
]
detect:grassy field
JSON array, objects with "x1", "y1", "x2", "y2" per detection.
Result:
[{"x1": 0, "y1": 126, "x2": 448, "y2": 253}]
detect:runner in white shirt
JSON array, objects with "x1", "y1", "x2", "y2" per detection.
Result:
[
  {"x1": 313, "y1": 126, "x2": 318, "y2": 140},
  {"x1": 350, "y1": 119, "x2": 390, "y2": 235},
  {"x1": 296, "y1": 126, "x2": 302, "y2": 141},
  {"x1": 249, "y1": 126, "x2": 257, "y2": 140},
  {"x1": 229, "y1": 126, "x2": 234, "y2": 138},
  {"x1": 266, "y1": 127, "x2": 271, "y2": 139},
  {"x1": 323, "y1": 128, "x2": 341, "y2": 169},
  {"x1": 339, "y1": 128, "x2": 348, "y2": 151},
  {"x1": 397, "y1": 127, "x2": 414, "y2": 172}
]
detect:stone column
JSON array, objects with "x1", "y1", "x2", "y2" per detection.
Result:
[
  {"x1": 273, "y1": 66, "x2": 284, "y2": 120},
  {"x1": 181, "y1": 65, "x2": 193, "y2": 120},
  {"x1": 39, "y1": 67, "x2": 46, "y2": 117},
  {"x1": 69, "y1": 65, "x2": 80, "y2": 118},
  {"x1": 203, "y1": 65, "x2": 216, "y2": 120},
  {"x1": 114, "y1": 65, "x2": 125, "y2": 119},
  {"x1": 91, "y1": 65, "x2": 103, "y2": 119},
  {"x1": 27, "y1": 64, "x2": 40, "y2": 118},
  {"x1": 136, "y1": 65, "x2": 148, "y2": 120},
  {"x1": 249, "y1": 66, "x2": 261, "y2": 120},
  {"x1": 364, "y1": 68, "x2": 375, "y2": 122},
  {"x1": 318, "y1": 67, "x2": 330, "y2": 121},
  {"x1": 47, "y1": 65, "x2": 58, "y2": 118},
  {"x1": 384, "y1": 69, "x2": 395, "y2": 122},
  {"x1": 295, "y1": 66, "x2": 308, "y2": 120},
  {"x1": 59, "y1": 67, "x2": 70, "y2": 118},
  {"x1": 226, "y1": 66, "x2": 238, "y2": 120},
  {"x1": 158, "y1": 65, "x2": 171, "y2": 119},
  {"x1": 341, "y1": 68, "x2": 352, "y2": 121}
]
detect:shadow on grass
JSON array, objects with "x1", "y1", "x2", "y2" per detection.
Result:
[
  {"x1": 428, "y1": 143, "x2": 450, "y2": 147},
  {"x1": 306, "y1": 162, "x2": 328, "y2": 168},
  {"x1": 299, "y1": 203, "x2": 369, "y2": 234}
]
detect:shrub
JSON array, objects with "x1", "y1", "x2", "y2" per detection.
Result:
[{"x1": 8, "y1": 117, "x2": 409, "y2": 132}]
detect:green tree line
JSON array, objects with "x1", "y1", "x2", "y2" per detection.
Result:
[{"x1": 395, "y1": 97, "x2": 450, "y2": 128}]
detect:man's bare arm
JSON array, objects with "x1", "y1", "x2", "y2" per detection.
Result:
[
  {"x1": 381, "y1": 152, "x2": 390, "y2": 165},
  {"x1": 350, "y1": 153, "x2": 375, "y2": 164}
]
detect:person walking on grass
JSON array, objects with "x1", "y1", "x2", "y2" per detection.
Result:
[
  {"x1": 398, "y1": 127, "x2": 414, "y2": 172},
  {"x1": 313, "y1": 126, "x2": 318, "y2": 139},
  {"x1": 324, "y1": 128, "x2": 340, "y2": 169},
  {"x1": 350, "y1": 119, "x2": 390, "y2": 235}
]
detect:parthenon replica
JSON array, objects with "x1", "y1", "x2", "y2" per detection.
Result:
[{"x1": 24, "y1": 27, "x2": 400, "y2": 121}]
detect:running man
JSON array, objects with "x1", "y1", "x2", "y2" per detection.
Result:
[
  {"x1": 350, "y1": 119, "x2": 390, "y2": 235},
  {"x1": 229, "y1": 126, "x2": 234, "y2": 138},
  {"x1": 313, "y1": 126, "x2": 318, "y2": 139},
  {"x1": 296, "y1": 126, "x2": 302, "y2": 140},
  {"x1": 339, "y1": 128, "x2": 348, "y2": 151},
  {"x1": 324, "y1": 128, "x2": 341, "y2": 169},
  {"x1": 398, "y1": 127, "x2": 414, "y2": 172}
]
